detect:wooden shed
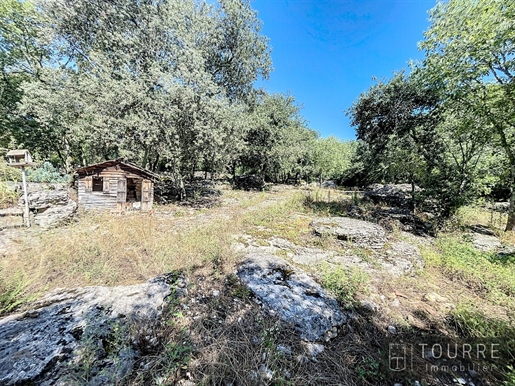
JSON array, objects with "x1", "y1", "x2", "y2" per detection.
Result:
[{"x1": 76, "y1": 160, "x2": 158, "y2": 211}]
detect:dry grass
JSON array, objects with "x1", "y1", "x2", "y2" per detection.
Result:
[
  {"x1": 0, "y1": 190, "x2": 272, "y2": 307},
  {"x1": 10, "y1": 214, "x2": 231, "y2": 291},
  {"x1": 2, "y1": 188, "x2": 515, "y2": 385},
  {"x1": 454, "y1": 205, "x2": 507, "y2": 234}
]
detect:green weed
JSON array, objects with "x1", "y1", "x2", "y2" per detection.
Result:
[
  {"x1": 0, "y1": 270, "x2": 30, "y2": 315},
  {"x1": 356, "y1": 355, "x2": 383, "y2": 382},
  {"x1": 450, "y1": 303, "x2": 515, "y2": 382},
  {"x1": 320, "y1": 264, "x2": 369, "y2": 305},
  {"x1": 422, "y1": 237, "x2": 515, "y2": 307},
  {"x1": 70, "y1": 316, "x2": 132, "y2": 385}
]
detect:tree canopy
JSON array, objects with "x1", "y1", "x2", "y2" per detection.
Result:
[
  {"x1": 346, "y1": 0, "x2": 515, "y2": 228},
  {"x1": 0, "y1": 0, "x2": 356, "y2": 189}
]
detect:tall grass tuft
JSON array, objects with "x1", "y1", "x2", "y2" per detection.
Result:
[{"x1": 0, "y1": 270, "x2": 31, "y2": 315}]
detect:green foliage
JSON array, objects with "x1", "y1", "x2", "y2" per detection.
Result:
[
  {"x1": 0, "y1": 160, "x2": 20, "y2": 207},
  {"x1": 422, "y1": 237, "x2": 515, "y2": 307},
  {"x1": 0, "y1": 0, "x2": 47, "y2": 151},
  {"x1": 348, "y1": 68, "x2": 506, "y2": 219},
  {"x1": 505, "y1": 366, "x2": 515, "y2": 386},
  {"x1": 26, "y1": 161, "x2": 69, "y2": 183},
  {"x1": 450, "y1": 303, "x2": 515, "y2": 385},
  {"x1": 419, "y1": 0, "x2": 515, "y2": 229},
  {"x1": 0, "y1": 181, "x2": 17, "y2": 208},
  {"x1": 71, "y1": 316, "x2": 132, "y2": 384},
  {"x1": 0, "y1": 159, "x2": 21, "y2": 181},
  {"x1": 356, "y1": 356, "x2": 383, "y2": 382},
  {"x1": 161, "y1": 340, "x2": 191, "y2": 375},
  {"x1": 312, "y1": 136, "x2": 356, "y2": 183},
  {"x1": 3, "y1": 0, "x2": 273, "y2": 179},
  {"x1": 240, "y1": 92, "x2": 317, "y2": 182},
  {"x1": 0, "y1": 269, "x2": 31, "y2": 315},
  {"x1": 320, "y1": 264, "x2": 369, "y2": 306},
  {"x1": 346, "y1": 0, "x2": 515, "y2": 226}
]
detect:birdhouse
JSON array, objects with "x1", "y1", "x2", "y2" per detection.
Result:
[{"x1": 6, "y1": 149, "x2": 36, "y2": 168}]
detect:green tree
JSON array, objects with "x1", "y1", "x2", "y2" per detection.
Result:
[
  {"x1": 0, "y1": 0, "x2": 47, "y2": 151},
  {"x1": 312, "y1": 136, "x2": 356, "y2": 184},
  {"x1": 419, "y1": 0, "x2": 515, "y2": 230},
  {"x1": 348, "y1": 71, "x2": 494, "y2": 217},
  {"x1": 15, "y1": 0, "x2": 271, "y2": 187},
  {"x1": 240, "y1": 93, "x2": 315, "y2": 182}
]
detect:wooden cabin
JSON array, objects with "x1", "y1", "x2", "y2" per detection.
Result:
[{"x1": 76, "y1": 160, "x2": 157, "y2": 212}]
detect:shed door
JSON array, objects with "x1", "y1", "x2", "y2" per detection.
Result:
[
  {"x1": 117, "y1": 178, "x2": 127, "y2": 211},
  {"x1": 141, "y1": 179, "x2": 152, "y2": 211},
  {"x1": 84, "y1": 176, "x2": 92, "y2": 193}
]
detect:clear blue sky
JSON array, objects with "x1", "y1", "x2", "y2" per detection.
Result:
[{"x1": 252, "y1": 0, "x2": 437, "y2": 140}]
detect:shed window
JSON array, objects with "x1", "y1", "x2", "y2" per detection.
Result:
[{"x1": 92, "y1": 177, "x2": 103, "y2": 192}]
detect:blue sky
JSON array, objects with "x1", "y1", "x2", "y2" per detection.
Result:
[{"x1": 253, "y1": 0, "x2": 437, "y2": 140}]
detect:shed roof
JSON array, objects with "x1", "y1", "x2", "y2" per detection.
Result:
[{"x1": 76, "y1": 159, "x2": 159, "y2": 181}]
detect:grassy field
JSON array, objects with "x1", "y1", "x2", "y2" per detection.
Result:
[{"x1": 1, "y1": 187, "x2": 515, "y2": 385}]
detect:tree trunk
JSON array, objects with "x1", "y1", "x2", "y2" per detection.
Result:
[
  {"x1": 494, "y1": 125, "x2": 515, "y2": 231},
  {"x1": 231, "y1": 161, "x2": 237, "y2": 180},
  {"x1": 506, "y1": 171, "x2": 515, "y2": 231},
  {"x1": 410, "y1": 179, "x2": 416, "y2": 214}
]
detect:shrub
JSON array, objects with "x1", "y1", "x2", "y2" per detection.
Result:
[
  {"x1": 27, "y1": 162, "x2": 69, "y2": 183},
  {"x1": 320, "y1": 264, "x2": 369, "y2": 305}
]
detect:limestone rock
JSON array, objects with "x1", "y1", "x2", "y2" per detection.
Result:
[
  {"x1": 423, "y1": 292, "x2": 448, "y2": 303},
  {"x1": 0, "y1": 277, "x2": 173, "y2": 385},
  {"x1": 321, "y1": 180, "x2": 336, "y2": 189},
  {"x1": 311, "y1": 216, "x2": 386, "y2": 249},
  {"x1": 237, "y1": 253, "x2": 346, "y2": 341},
  {"x1": 364, "y1": 183, "x2": 421, "y2": 207},
  {"x1": 470, "y1": 233, "x2": 501, "y2": 252},
  {"x1": 384, "y1": 240, "x2": 424, "y2": 274},
  {"x1": 33, "y1": 200, "x2": 77, "y2": 228},
  {"x1": 20, "y1": 190, "x2": 69, "y2": 209},
  {"x1": 19, "y1": 189, "x2": 77, "y2": 228}
]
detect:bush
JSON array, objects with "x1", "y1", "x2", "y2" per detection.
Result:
[
  {"x1": 0, "y1": 160, "x2": 20, "y2": 208},
  {"x1": 0, "y1": 160, "x2": 21, "y2": 181},
  {"x1": 27, "y1": 162, "x2": 69, "y2": 183}
]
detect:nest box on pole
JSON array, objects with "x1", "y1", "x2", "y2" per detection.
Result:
[{"x1": 6, "y1": 149, "x2": 35, "y2": 227}]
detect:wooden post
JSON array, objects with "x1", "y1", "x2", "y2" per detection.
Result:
[
  {"x1": 117, "y1": 178, "x2": 127, "y2": 212},
  {"x1": 21, "y1": 166, "x2": 30, "y2": 227},
  {"x1": 141, "y1": 179, "x2": 152, "y2": 211}
]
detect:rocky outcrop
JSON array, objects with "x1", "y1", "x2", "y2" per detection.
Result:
[
  {"x1": 364, "y1": 184, "x2": 420, "y2": 207},
  {"x1": 470, "y1": 233, "x2": 502, "y2": 252},
  {"x1": 0, "y1": 276, "x2": 177, "y2": 385},
  {"x1": 321, "y1": 180, "x2": 336, "y2": 189},
  {"x1": 19, "y1": 189, "x2": 77, "y2": 228},
  {"x1": 0, "y1": 207, "x2": 23, "y2": 229},
  {"x1": 237, "y1": 253, "x2": 347, "y2": 341},
  {"x1": 311, "y1": 216, "x2": 387, "y2": 249},
  {"x1": 234, "y1": 234, "x2": 423, "y2": 278}
]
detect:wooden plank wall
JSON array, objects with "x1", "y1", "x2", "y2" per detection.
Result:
[
  {"x1": 78, "y1": 177, "x2": 118, "y2": 210},
  {"x1": 78, "y1": 168, "x2": 154, "y2": 211}
]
